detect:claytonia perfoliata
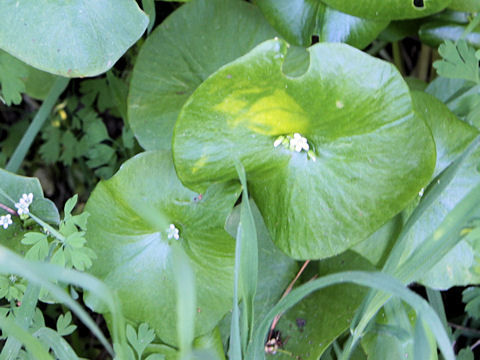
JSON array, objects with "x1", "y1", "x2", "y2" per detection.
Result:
[
  {"x1": 15, "y1": 193, "x2": 33, "y2": 216},
  {"x1": 290, "y1": 133, "x2": 309, "y2": 152},
  {"x1": 274, "y1": 133, "x2": 316, "y2": 161},
  {"x1": 167, "y1": 224, "x2": 180, "y2": 240},
  {"x1": 0, "y1": 214, "x2": 12, "y2": 229}
]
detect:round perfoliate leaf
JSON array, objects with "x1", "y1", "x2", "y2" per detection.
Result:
[
  {"x1": 128, "y1": 0, "x2": 277, "y2": 150},
  {"x1": 255, "y1": 0, "x2": 388, "y2": 48},
  {"x1": 84, "y1": 151, "x2": 240, "y2": 345},
  {"x1": 173, "y1": 39, "x2": 436, "y2": 260},
  {"x1": 321, "y1": 0, "x2": 452, "y2": 20},
  {"x1": 0, "y1": 0, "x2": 148, "y2": 77}
]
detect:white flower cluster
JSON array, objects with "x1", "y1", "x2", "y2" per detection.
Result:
[
  {"x1": 15, "y1": 193, "x2": 33, "y2": 216},
  {"x1": 0, "y1": 193, "x2": 34, "y2": 230},
  {"x1": 274, "y1": 133, "x2": 316, "y2": 161},
  {"x1": 167, "y1": 224, "x2": 180, "y2": 240},
  {"x1": 0, "y1": 214, "x2": 12, "y2": 229}
]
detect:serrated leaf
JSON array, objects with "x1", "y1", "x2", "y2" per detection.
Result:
[
  {"x1": 86, "y1": 144, "x2": 116, "y2": 168},
  {"x1": 463, "y1": 287, "x2": 480, "y2": 319},
  {"x1": 65, "y1": 232, "x2": 86, "y2": 249},
  {"x1": 173, "y1": 39, "x2": 436, "y2": 260},
  {"x1": 21, "y1": 232, "x2": 48, "y2": 246},
  {"x1": 433, "y1": 40, "x2": 480, "y2": 84},
  {"x1": 80, "y1": 79, "x2": 113, "y2": 110},
  {"x1": 40, "y1": 125, "x2": 61, "y2": 164},
  {"x1": 0, "y1": 50, "x2": 27, "y2": 105},
  {"x1": 56, "y1": 312, "x2": 77, "y2": 336},
  {"x1": 59, "y1": 131, "x2": 78, "y2": 166},
  {"x1": 127, "y1": 323, "x2": 156, "y2": 359},
  {"x1": 64, "y1": 195, "x2": 78, "y2": 218}
]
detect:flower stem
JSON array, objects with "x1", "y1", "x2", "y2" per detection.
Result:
[{"x1": 0, "y1": 203, "x2": 16, "y2": 215}]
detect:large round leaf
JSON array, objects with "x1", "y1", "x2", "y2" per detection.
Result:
[
  {"x1": 0, "y1": 0, "x2": 148, "y2": 77},
  {"x1": 173, "y1": 39, "x2": 436, "y2": 260},
  {"x1": 84, "y1": 151, "x2": 240, "y2": 345},
  {"x1": 128, "y1": 0, "x2": 277, "y2": 151},
  {"x1": 255, "y1": 0, "x2": 388, "y2": 48},
  {"x1": 321, "y1": 0, "x2": 452, "y2": 20}
]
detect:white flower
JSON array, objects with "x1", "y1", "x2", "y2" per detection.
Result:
[
  {"x1": 167, "y1": 224, "x2": 180, "y2": 240},
  {"x1": 290, "y1": 133, "x2": 309, "y2": 152},
  {"x1": 15, "y1": 193, "x2": 33, "y2": 215},
  {"x1": 0, "y1": 214, "x2": 12, "y2": 229}
]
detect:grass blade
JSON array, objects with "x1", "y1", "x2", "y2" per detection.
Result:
[
  {"x1": 0, "y1": 315, "x2": 53, "y2": 360},
  {"x1": 5, "y1": 77, "x2": 69, "y2": 173},
  {"x1": 246, "y1": 271, "x2": 454, "y2": 360},
  {"x1": 173, "y1": 243, "x2": 196, "y2": 359},
  {"x1": 0, "y1": 245, "x2": 126, "y2": 358}
]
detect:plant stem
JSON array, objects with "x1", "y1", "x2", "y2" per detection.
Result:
[
  {"x1": 416, "y1": 44, "x2": 432, "y2": 82},
  {"x1": 392, "y1": 41, "x2": 405, "y2": 76},
  {"x1": 268, "y1": 260, "x2": 310, "y2": 338},
  {"x1": 5, "y1": 77, "x2": 69, "y2": 173},
  {"x1": 0, "y1": 202, "x2": 16, "y2": 215}
]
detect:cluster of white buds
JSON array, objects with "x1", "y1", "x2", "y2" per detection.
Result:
[
  {"x1": 167, "y1": 224, "x2": 180, "y2": 240},
  {"x1": 15, "y1": 193, "x2": 33, "y2": 216},
  {"x1": 0, "y1": 214, "x2": 12, "y2": 229},
  {"x1": 274, "y1": 133, "x2": 316, "y2": 161}
]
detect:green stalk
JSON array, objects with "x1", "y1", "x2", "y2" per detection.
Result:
[
  {"x1": 5, "y1": 77, "x2": 69, "y2": 173},
  {"x1": 392, "y1": 41, "x2": 405, "y2": 76}
]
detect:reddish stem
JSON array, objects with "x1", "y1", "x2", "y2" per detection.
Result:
[
  {"x1": 0, "y1": 202, "x2": 17, "y2": 215},
  {"x1": 268, "y1": 260, "x2": 311, "y2": 339}
]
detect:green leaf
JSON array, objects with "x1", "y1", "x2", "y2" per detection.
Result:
[
  {"x1": 142, "y1": 0, "x2": 156, "y2": 34},
  {"x1": 220, "y1": 199, "x2": 298, "y2": 347},
  {"x1": 127, "y1": 323, "x2": 156, "y2": 359},
  {"x1": 173, "y1": 39, "x2": 436, "y2": 260},
  {"x1": 321, "y1": 0, "x2": 451, "y2": 20},
  {"x1": 433, "y1": 40, "x2": 480, "y2": 84},
  {"x1": 458, "y1": 348, "x2": 475, "y2": 360},
  {"x1": 84, "y1": 151, "x2": 240, "y2": 346},
  {"x1": 419, "y1": 22, "x2": 480, "y2": 50},
  {"x1": 34, "y1": 327, "x2": 80, "y2": 360},
  {"x1": 411, "y1": 90, "x2": 479, "y2": 177},
  {"x1": 56, "y1": 312, "x2": 77, "y2": 337},
  {"x1": 463, "y1": 286, "x2": 480, "y2": 319},
  {"x1": 247, "y1": 271, "x2": 454, "y2": 360},
  {"x1": 270, "y1": 251, "x2": 376, "y2": 360},
  {"x1": 127, "y1": 0, "x2": 277, "y2": 150},
  {"x1": 0, "y1": 169, "x2": 59, "y2": 226},
  {"x1": 39, "y1": 125, "x2": 61, "y2": 164},
  {"x1": 0, "y1": 315, "x2": 53, "y2": 360},
  {"x1": 0, "y1": 50, "x2": 27, "y2": 105},
  {"x1": 59, "y1": 130, "x2": 78, "y2": 166},
  {"x1": 399, "y1": 139, "x2": 480, "y2": 289},
  {"x1": 255, "y1": 0, "x2": 388, "y2": 48},
  {"x1": 361, "y1": 300, "x2": 438, "y2": 360},
  {"x1": 449, "y1": 0, "x2": 480, "y2": 12},
  {"x1": 0, "y1": 0, "x2": 148, "y2": 77}
]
